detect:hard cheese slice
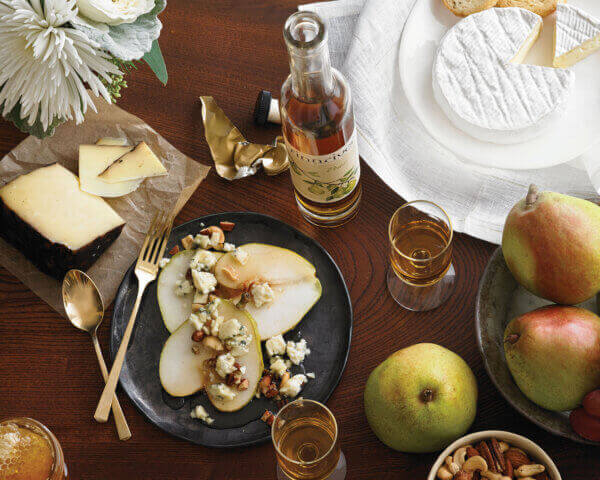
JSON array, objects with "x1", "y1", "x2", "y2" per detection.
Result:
[
  {"x1": 79, "y1": 144, "x2": 144, "y2": 198},
  {"x1": 96, "y1": 137, "x2": 130, "y2": 146},
  {"x1": 98, "y1": 142, "x2": 167, "y2": 183},
  {"x1": 0, "y1": 163, "x2": 125, "y2": 278},
  {"x1": 554, "y1": 4, "x2": 600, "y2": 68}
]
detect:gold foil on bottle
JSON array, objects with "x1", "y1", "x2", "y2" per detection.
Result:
[{"x1": 199, "y1": 96, "x2": 289, "y2": 180}]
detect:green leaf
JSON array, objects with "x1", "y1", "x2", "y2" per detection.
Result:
[
  {"x1": 143, "y1": 40, "x2": 168, "y2": 85},
  {"x1": 1, "y1": 101, "x2": 64, "y2": 139}
]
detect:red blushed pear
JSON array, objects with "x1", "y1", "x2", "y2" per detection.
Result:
[
  {"x1": 502, "y1": 184, "x2": 600, "y2": 305},
  {"x1": 504, "y1": 305, "x2": 600, "y2": 412}
]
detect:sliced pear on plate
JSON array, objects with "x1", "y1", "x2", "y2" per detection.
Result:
[
  {"x1": 157, "y1": 249, "x2": 225, "y2": 333},
  {"x1": 205, "y1": 302, "x2": 263, "y2": 412},
  {"x1": 244, "y1": 277, "x2": 322, "y2": 339},
  {"x1": 159, "y1": 300, "x2": 263, "y2": 410},
  {"x1": 159, "y1": 319, "x2": 213, "y2": 397},
  {"x1": 157, "y1": 249, "x2": 195, "y2": 333},
  {"x1": 214, "y1": 243, "x2": 322, "y2": 339}
]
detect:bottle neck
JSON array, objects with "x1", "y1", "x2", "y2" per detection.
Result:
[{"x1": 284, "y1": 12, "x2": 334, "y2": 102}]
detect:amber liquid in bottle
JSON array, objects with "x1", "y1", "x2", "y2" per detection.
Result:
[{"x1": 281, "y1": 12, "x2": 361, "y2": 227}]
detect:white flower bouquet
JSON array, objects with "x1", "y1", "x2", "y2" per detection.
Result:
[{"x1": 0, "y1": 0, "x2": 167, "y2": 138}]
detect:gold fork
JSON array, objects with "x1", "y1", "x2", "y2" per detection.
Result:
[{"x1": 94, "y1": 210, "x2": 173, "y2": 423}]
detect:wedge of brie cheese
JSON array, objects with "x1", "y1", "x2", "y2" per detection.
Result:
[
  {"x1": 554, "y1": 4, "x2": 600, "y2": 68},
  {"x1": 433, "y1": 7, "x2": 575, "y2": 144},
  {"x1": 79, "y1": 144, "x2": 144, "y2": 198},
  {"x1": 0, "y1": 164, "x2": 125, "y2": 278},
  {"x1": 98, "y1": 142, "x2": 167, "y2": 183}
]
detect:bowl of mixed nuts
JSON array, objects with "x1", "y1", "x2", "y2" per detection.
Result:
[{"x1": 427, "y1": 431, "x2": 561, "y2": 480}]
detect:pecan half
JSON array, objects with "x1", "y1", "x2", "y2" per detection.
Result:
[
  {"x1": 466, "y1": 447, "x2": 480, "y2": 459},
  {"x1": 476, "y1": 441, "x2": 497, "y2": 473},
  {"x1": 504, "y1": 459, "x2": 513, "y2": 478},
  {"x1": 490, "y1": 438, "x2": 506, "y2": 472},
  {"x1": 169, "y1": 245, "x2": 180, "y2": 255},
  {"x1": 259, "y1": 374, "x2": 272, "y2": 395},
  {"x1": 191, "y1": 330, "x2": 205, "y2": 342},
  {"x1": 454, "y1": 471, "x2": 473, "y2": 480},
  {"x1": 265, "y1": 383, "x2": 279, "y2": 398}
]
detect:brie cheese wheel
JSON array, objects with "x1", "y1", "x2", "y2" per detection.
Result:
[
  {"x1": 79, "y1": 144, "x2": 144, "y2": 198},
  {"x1": 98, "y1": 142, "x2": 167, "y2": 183},
  {"x1": 554, "y1": 4, "x2": 600, "y2": 68},
  {"x1": 433, "y1": 7, "x2": 575, "y2": 144},
  {"x1": 0, "y1": 164, "x2": 125, "y2": 278}
]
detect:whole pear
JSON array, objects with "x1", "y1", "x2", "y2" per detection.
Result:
[
  {"x1": 504, "y1": 305, "x2": 600, "y2": 411},
  {"x1": 364, "y1": 343, "x2": 478, "y2": 453},
  {"x1": 502, "y1": 185, "x2": 600, "y2": 305}
]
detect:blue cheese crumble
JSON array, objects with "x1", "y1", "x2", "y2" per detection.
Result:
[
  {"x1": 286, "y1": 339, "x2": 310, "y2": 365},
  {"x1": 265, "y1": 335, "x2": 286, "y2": 357},
  {"x1": 190, "y1": 405, "x2": 214, "y2": 424},
  {"x1": 250, "y1": 282, "x2": 275, "y2": 308}
]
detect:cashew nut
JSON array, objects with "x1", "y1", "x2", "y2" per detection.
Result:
[
  {"x1": 498, "y1": 441, "x2": 509, "y2": 453},
  {"x1": 515, "y1": 464, "x2": 545, "y2": 477},
  {"x1": 453, "y1": 447, "x2": 468, "y2": 468},
  {"x1": 201, "y1": 226, "x2": 225, "y2": 247},
  {"x1": 462, "y1": 456, "x2": 488, "y2": 473},
  {"x1": 444, "y1": 456, "x2": 460, "y2": 475},
  {"x1": 436, "y1": 465, "x2": 453, "y2": 480}
]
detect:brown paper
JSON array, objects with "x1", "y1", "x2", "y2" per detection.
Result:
[
  {"x1": 0, "y1": 98, "x2": 210, "y2": 316},
  {"x1": 199, "y1": 96, "x2": 289, "y2": 180}
]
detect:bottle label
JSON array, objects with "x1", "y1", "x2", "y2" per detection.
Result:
[{"x1": 285, "y1": 132, "x2": 360, "y2": 203}]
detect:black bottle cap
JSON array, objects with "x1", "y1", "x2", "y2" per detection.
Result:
[{"x1": 254, "y1": 90, "x2": 272, "y2": 126}]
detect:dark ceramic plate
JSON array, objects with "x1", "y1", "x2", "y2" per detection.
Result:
[
  {"x1": 476, "y1": 247, "x2": 599, "y2": 445},
  {"x1": 110, "y1": 212, "x2": 352, "y2": 448}
]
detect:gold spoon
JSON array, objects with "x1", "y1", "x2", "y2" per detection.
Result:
[{"x1": 62, "y1": 269, "x2": 131, "y2": 441}]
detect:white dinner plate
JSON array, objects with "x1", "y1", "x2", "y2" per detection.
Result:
[{"x1": 399, "y1": 0, "x2": 600, "y2": 170}]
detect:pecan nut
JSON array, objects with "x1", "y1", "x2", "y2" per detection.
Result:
[{"x1": 476, "y1": 441, "x2": 497, "y2": 473}]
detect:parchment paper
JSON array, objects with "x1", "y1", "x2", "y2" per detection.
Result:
[{"x1": 0, "y1": 99, "x2": 210, "y2": 316}]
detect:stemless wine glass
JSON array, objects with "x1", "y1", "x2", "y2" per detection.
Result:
[
  {"x1": 387, "y1": 200, "x2": 455, "y2": 311},
  {"x1": 272, "y1": 399, "x2": 346, "y2": 480},
  {"x1": 0, "y1": 417, "x2": 68, "y2": 480}
]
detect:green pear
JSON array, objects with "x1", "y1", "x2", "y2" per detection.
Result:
[
  {"x1": 364, "y1": 343, "x2": 478, "y2": 453},
  {"x1": 504, "y1": 305, "x2": 600, "y2": 411},
  {"x1": 502, "y1": 185, "x2": 600, "y2": 305}
]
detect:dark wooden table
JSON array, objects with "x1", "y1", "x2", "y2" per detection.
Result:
[{"x1": 0, "y1": 1, "x2": 596, "y2": 479}]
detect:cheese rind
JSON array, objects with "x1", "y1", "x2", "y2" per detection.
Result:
[
  {"x1": 433, "y1": 7, "x2": 575, "y2": 144},
  {"x1": 554, "y1": 4, "x2": 600, "y2": 68},
  {"x1": 98, "y1": 142, "x2": 167, "y2": 183},
  {"x1": 79, "y1": 145, "x2": 144, "y2": 198},
  {"x1": 0, "y1": 164, "x2": 125, "y2": 278}
]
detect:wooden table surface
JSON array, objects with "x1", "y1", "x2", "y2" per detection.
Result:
[{"x1": 0, "y1": 1, "x2": 596, "y2": 479}]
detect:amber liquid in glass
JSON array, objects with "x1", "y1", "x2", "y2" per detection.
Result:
[
  {"x1": 276, "y1": 416, "x2": 340, "y2": 480},
  {"x1": 390, "y1": 218, "x2": 452, "y2": 286},
  {"x1": 0, "y1": 423, "x2": 56, "y2": 480}
]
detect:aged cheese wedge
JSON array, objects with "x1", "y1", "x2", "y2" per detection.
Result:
[
  {"x1": 79, "y1": 144, "x2": 144, "y2": 198},
  {"x1": 98, "y1": 142, "x2": 167, "y2": 183},
  {"x1": 554, "y1": 4, "x2": 600, "y2": 68},
  {"x1": 0, "y1": 163, "x2": 125, "y2": 278}
]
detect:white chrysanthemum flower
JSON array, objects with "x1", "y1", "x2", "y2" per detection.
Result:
[
  {"x1": 0, "y1": 0, "x2": 121, "y2": 131},
  {"x1": 77, "y1": 0, "x2": 155, "y2": 26}
]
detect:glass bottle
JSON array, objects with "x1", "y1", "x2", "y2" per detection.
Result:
[{"x1": 280, "y1": 12, "x2": 362, "y2": 227}]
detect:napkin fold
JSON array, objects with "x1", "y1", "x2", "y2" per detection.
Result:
[
  {"x1": 299, "y1": 0, "x2": 600, "y2": 244},
  {"x1": 199, "y1": 97, "x2": 289, "y2": 180}
]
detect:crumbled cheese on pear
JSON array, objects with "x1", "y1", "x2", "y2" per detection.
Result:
[
  {"x1": 191, "y1": 270, "x2": 217, "y2": 294},
  {"x1": 194, "y1": 234, "x2": 211, "y2": 249},
  {"x1": 175, "y1": 279, "x2": 193, "y2": 297},
  {"x1": 218, "y1": 318, "x2": 242, "y2": 341},
  {"x1": 209, "y1": 383, "x2": 237, "y2": 401},
  {"x1": 250, "y1": 282, "x2": 275, "y2": 308},
  {"x1": 190, "y1": 249, "x2": 217, "y2": 271},
  {"x1": 158, "y1": 257, "x2": 170, "y2": 269},
  {"x1": 215, "y1": 353, "x2": 237, "y2": 378}
]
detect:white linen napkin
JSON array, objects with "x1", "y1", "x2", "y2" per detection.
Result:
[{"x1": 298, "y1": 0, "x2": 600, "y2": 244}]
